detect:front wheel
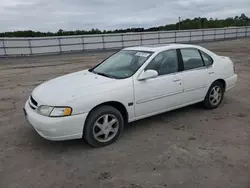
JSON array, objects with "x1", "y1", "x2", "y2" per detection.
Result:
[
  {"x1": 203, "y1": 81, "x2": 224, "y2": 109},
  {"x1": 84, "y1": 105, "x2": 124, "y2": 147}
]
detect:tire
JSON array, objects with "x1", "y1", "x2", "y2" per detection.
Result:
[
  {"x1": 83, "y1": 105, "x2": 124, "y2": 147},
  {"x1": 203, "y1": 81, "x2": 224, "y2": 109}
]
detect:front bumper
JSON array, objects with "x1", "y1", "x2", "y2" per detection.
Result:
[{"x1": 24, "y1": 101, "x2": 88, "y2": 141}]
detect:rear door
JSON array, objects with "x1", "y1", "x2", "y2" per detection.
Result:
[{"x1": 179, "y1": 48, "x2": 212, "y2": 104}]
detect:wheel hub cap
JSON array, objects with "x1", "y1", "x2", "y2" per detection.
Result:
[
  {"x1": 209, "y1": 86, "x2": 222, "y2": 106},
  {"x1": 93, "y1": 114, "x2": 119, "y2": 143}
]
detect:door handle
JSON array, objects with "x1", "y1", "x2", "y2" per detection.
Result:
[
  {"x1": 172, "y1": 78, "x2": 181, "y2": 82},
  {"x1": 209, "y1": 72, "x2": 214, "y2": 74}
]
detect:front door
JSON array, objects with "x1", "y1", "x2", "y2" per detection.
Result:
[{"x1": 133, "y1": 49, "x2": 183, "y2": 118}]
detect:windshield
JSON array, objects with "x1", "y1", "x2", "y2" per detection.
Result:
[{"x1": 90, "y1": 50, "x2": 153, "y2": 79}]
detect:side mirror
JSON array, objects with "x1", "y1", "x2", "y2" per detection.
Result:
[{"x1": 138, "y1": 70, "x2": 158, "y2": 81}]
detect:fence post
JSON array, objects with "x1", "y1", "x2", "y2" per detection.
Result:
[
  {"x1": 121, "y1": 34, "x2": 124, "y2": 48},
  {"x1": 214, "y1": 29, "x2": 216, "y2": 41},
  {"x1": 81, "y1": 36, "x2": 85, "y2": 50},
  {"x1": 174, "y1": 31, "x2": 177, "y2": 43},
  {"x1": 102, "y1": 35, "x2": 105, "y2": 49},
  {"x1": 245, "y1": 26, "x2": 247, "y2": 38},
  {"x1": 202, "y1": 29, "x2": 204, "y2": 42},
  {"x1": 28, "y1": 39, "x2": 32, "y2": 55},
  {"x1": 236, "y1": 28, "x2": 238, "y2": 39},
  {"x1": 58, "y1": 38, "x2": 62, "y2": 53},
  {"x1": 2, "y1": 39, "x2": 7, "y2": 56},
  {"x1": 224, "y1": 28, "x2": 226, "y2": 40},
  {"x1": 140, "y1": 33, "x2": 143, "y2": 45},
  {"x1": 189, "y1": 31, "x2": 192, "y2": 43},
  {"x1": 158, "y1": 32, "x2": 160, "y2": 44}
]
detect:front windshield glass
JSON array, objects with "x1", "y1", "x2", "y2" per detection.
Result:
[{"x1": 90, "y1": 50, "x2": 153, "y2": 79}]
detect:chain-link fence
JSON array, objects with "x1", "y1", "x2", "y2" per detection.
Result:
[{"x1": 0, "y1": 26, "x2": 249, "y2": 57}]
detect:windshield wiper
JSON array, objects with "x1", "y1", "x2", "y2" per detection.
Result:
[{"x1": 91, "y1": 70, "x2": 116, "y2": 79}]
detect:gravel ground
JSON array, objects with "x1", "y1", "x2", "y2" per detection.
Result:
[{"x1": 0, "y1": 39, "x2": 250, "y2": 188}]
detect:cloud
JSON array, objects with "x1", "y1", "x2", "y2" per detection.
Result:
[{"x1": 0, "y1": 0, "x2": 249, "y2": 32}]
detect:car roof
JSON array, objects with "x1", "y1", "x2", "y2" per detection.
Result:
[{"x1": 123, "y1": 43, "x2": 200, "y2": 53}]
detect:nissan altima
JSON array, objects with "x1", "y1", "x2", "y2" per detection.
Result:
[{"x1": 24, "y1": 44, "x2": 237, "y2": 147}]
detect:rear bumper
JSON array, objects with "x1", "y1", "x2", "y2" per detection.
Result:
[
  {"x1": 225, "y1": 74, "x2": 237, "y2": 91},
  {"x1": 24, "y1": 101, "x2": 88, "y2": 141}
]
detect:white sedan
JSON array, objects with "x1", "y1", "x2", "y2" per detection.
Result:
[{"x1": 24, "y1": 44, "x2": 237, "y2": 147}]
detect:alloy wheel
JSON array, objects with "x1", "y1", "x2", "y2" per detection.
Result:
[
  {"x1": 93, "y1": 114, "x2": 119, "y2": 142},
  {"x1": 209, "y1": 86, "x2": 222, "y2": 106}
]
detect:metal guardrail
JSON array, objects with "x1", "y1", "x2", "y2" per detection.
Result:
[{"x1": 0, "y1": 27, "x2": 249, "y2": 56}]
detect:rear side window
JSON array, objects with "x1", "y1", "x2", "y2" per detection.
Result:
[
  {"x1": 200, "y1": 51, "x2": 213, "y2": 66},
  {"x1": 180, "y1": 48, "x2": 204, "y2": 70}
]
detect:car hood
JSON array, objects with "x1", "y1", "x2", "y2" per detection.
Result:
[{"x1": 32, "y1": 70, "x2": 115, "y2": 105}]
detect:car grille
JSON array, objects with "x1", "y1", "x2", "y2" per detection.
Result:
[
  {"x1": 30, "y1": 96, "x2": 38, "y2": 106},
  {"x1": 29, "y1": 95, "x2": 38, "y2": 110},
  {"x1": 29, "y1": 103, "x2": 36, "y2": 110}
]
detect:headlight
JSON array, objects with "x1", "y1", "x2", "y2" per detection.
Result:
[
  {"x1": 37, "y1": 106, "x2": 72, "y2": 117},
  {"x1": 37, "y1": 105, "x2": 53, "y2": 116},
  {"x1": 50, "y1": 107, "x2": 72, "y2": 117}
]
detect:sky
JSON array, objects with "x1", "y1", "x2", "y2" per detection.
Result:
[{"x1": 0, "y1": 0, "x2": 250, "y2": 32}]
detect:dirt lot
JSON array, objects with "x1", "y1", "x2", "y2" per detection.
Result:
[{"x1": 0, "y1": 39, "x2": 250, "y2": 188}]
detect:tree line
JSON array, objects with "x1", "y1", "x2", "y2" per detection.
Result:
[{"x1": 0, "y1": 13, "x2": 249, "y2": 38}]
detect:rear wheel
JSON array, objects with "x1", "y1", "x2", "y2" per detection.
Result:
[
  {"x1": 84, "y1": 105, "x2": 124, "y2": 147},
  {"x1": 203, "y1": 81, "x2": 224, "y2": 109}
]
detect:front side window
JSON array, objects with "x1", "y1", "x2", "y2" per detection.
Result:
[
  {"x1": 91, "y1": 50, "x2": 153, "y2": 79},
  {"x1": 145, "y1": 50, "x2": 178, "y2": 76},
  {"x1": 180, "y1": 48, "x2": 204, "y2": 70}
]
